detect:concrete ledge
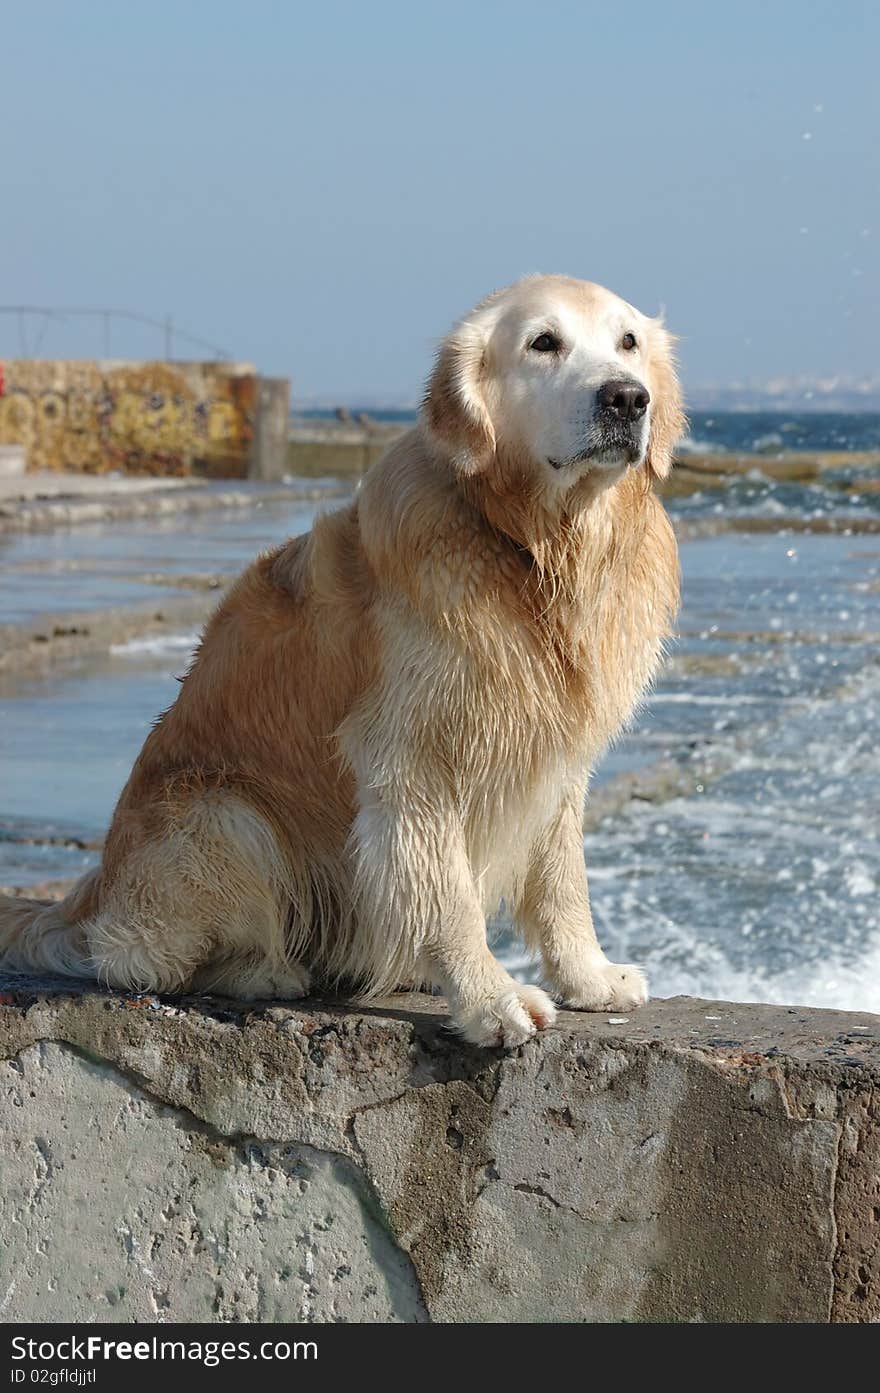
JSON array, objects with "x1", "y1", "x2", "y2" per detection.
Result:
[
  {"x1": 0, "y1": 474, "x2": 350, "y2": 534},
  {"x1": 1, "y1": 979, "x2": 878, "y2": 1323},
  {"x1": 0, "y1": 446, "x2": 27, "y2": 478}
]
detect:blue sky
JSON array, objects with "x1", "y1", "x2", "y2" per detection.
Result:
[{"x1": 2, "y1": 1, "x2": 877, "y2": 401}]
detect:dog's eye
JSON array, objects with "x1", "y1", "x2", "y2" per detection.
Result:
[
  {"x1": 620, "y1": 332, "x2": 638, "y2": 351},
  {"x1": 529, "y1": 332, "x2": 561, "y2": 353}
]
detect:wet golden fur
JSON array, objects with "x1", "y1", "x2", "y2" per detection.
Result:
[{"x1": 0, "y1": 275, "x2": 683, "y2": 1046}]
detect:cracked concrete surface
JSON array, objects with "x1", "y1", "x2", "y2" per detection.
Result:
[{"x1": 0, "y1": 977, "x2": 878, "y2": 1322}]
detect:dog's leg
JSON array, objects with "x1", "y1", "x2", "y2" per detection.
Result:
[
  {"x1": 518, "y1": 789, "x2": 648, "y2": 1011},
  {"x1": 191, "y1": 954, "x2": 311, "y2": 1001},
  {"x1": 87, "y1": 796, "x2": 297, "y2": 997},
  {"x1": 349, "y1": 791, "x2": 556, "y2": 1047}
]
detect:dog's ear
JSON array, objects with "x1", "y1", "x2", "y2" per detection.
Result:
[
  {"x1": 645, "y1": 327, "x2": 686, "y2": 483},
  {"x1": 422, "y1": 323, "x2": 495, "y2": 475}
]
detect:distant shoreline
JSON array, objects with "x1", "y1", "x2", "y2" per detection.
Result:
[
  {"x1": 291, "y1": 406, "x2": 880, "y2": 460},
  {"x1": 287, "y1": 411, "x2": 880, "y2": 481},
  {"x1": 294, "y1": 403, "x2": 880, "y2": 422}
]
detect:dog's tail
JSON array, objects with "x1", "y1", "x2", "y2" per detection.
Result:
[{"x1": 0, "y1": 871, "x2": 98, "y2": 978}]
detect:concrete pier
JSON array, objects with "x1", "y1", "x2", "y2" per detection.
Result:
[{"x1": 1, "y1": 980, "x2": 877, "y2": 1322}]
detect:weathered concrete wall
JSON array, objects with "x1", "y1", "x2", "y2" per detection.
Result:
[
  {"x1": 286, "y1": 429, "x2": 394, "y2": 478},
  {"x1": 0, "y1": 360, "x2": 288, "y2": 479},
  {"x1": 250, "y1": 377, "x2": 294, "y2": 481},
  {"x1": 0, "y1": 445, "x2": 26, "y2": 478},
  {"x1": 0, "y1": 979, "x2": 877, "y2": 1323}
]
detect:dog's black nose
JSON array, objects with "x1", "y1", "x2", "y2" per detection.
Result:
[{"x1": 597, "y1": 380, "x2": 650, "y2": 422}]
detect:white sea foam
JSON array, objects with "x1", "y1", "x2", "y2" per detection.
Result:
[
  {"x1": 638, "y1": 926, "x2": 880, "y2": 1015},
  {"x1": 646, "y1": 693, "x2": 795, "y2": 706},
  {"x1": 502, "y1": 645, "x2": 880, "y2": 1014},
  {"x1": 676, "y1": 437, "x2": 724, "y2": 455},
  {"x1": 502, "y1": 939, "x2": 880, "y2": 1015},
  {"x1": 110, "y1": 632, "x2": 200, "y2": 659}
]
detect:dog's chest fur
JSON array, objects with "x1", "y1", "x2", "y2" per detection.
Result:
[
  {"x1": 365, "y1": 545, "x2": 670, "y2": 910},
  {"x1": 351, "y1": 457, "x2": 679, "y2": 909}
]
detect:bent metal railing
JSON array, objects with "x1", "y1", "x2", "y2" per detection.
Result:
[{"x1": 0, "y1": 306, "x2": 231, "y2": 362}]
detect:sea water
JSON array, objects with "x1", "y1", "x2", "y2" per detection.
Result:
[{"x1": 1, "y1": 429, "x2": 878, "y2": 1010}]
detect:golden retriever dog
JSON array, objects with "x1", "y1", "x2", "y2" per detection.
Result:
[{"x1": 0, "y1": 275, "x2": 683, "y2": 1046}]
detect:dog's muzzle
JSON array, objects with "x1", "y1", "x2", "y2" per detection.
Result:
[
  {"x1": 590, "y1": 376, "x2": 650, "y2": 464},
  {"x1": 549, "y1": 378, "x2": 651, "y2": 469},
  {"x1": 595, "y1": 378, "x2": 650, "y2": 424}
]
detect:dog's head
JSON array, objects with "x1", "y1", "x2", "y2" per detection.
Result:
[{"x1": 422, "y1": 275, "x2": 684, "y2": 493}]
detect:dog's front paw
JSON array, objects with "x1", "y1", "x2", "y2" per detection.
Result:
[
  {"x1": 454, "y1": 983, "x2": 557, "y2": 1048},
  {"x1": 558, "y1": 961, "x2": 648, "y2": 1012}
]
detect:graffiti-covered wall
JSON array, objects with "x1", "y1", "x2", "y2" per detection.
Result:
[{"x1": 0, "y1": 360, "x2": 275, "y2": 476}]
